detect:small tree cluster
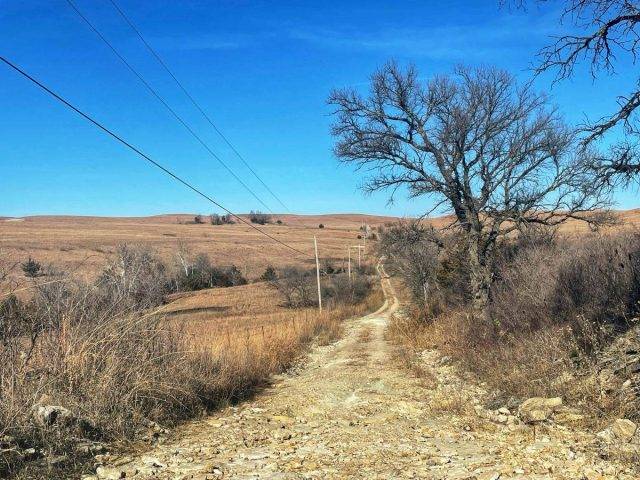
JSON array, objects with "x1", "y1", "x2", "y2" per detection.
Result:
[
  {"x1": 248, "y1": 211, "x2": 272, "y2": 225},
  {"x1": 210, "y1": 213, "x2": 235, "y2": 225},
  {"x1": 174, "y1": 253, "x2": 247, "y2": 291}
]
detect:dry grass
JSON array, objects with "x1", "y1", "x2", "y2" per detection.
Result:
[
  {"x1": 386, "y1": 231, "x2": 640, "y2": 429},
  {"x1": 0, "y1": 220, "x2": 384, "y2": 479},
  {"x1": 0, "y1": 213, "x2": 394, "y2": 292},
  {"x1": 1, "y1": 277, "x2": 383, "y2": 479}
]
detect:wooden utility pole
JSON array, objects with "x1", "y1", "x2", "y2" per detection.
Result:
[
  {"x1": 314, "y1": 236, "x2": 322, "y2": 312},
  {"x1": 348, "y1": 246, "x2": 352, "y2": 281},
  {"x1": 350, "y1": 245, "x2": 365, "y2": 271}
]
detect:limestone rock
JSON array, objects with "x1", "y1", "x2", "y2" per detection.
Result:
[
  {"x1": 518, "y1": 397, "x2": 562, "y2": 423},
  {"x1": 612, "y1": 419, "x2": 637, "y2": 442},
  {"x1": 32, "y1": 405, "x2": 74, "y2": 427}
]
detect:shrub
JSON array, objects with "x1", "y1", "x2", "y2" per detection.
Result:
[
  {"x1": 322, "y1": 273, "x2": 373, "y2": 306},
  {"x1": 489, "y1": 232, "x2": 640, "y2": 349},
  {"x1": 319, "y1": 224, "x2": 324, "y2": 229},
  {"x1": 260, "y1": 265, "x2": 278, "y2": 282},
  {"x1": 276, "y1": 219, "x2": 283, "y2": 225},
  {"x1": 249, "y1": 211, "x2": 272, "y2": 225},
  {"x1": 97, "y1": 244, "x2": 170, "y2": 310},
  {"x1": 269, "y1": 267, "x2": 317, "y2": 308},
  {"x1": 377, "y1": 221, "x2": 444, "y2": 313},
  {"x1": 194, "y1": 215, "x2": 205, "y2": 224},
  {"x1": 174, "y1": 253, "x2": 247, "y2": 292},
  {"x1": 21, "y1": 257, "x2": 41, "y2": 278},
  {"x1": 390, "y1": 230, "x2": 640, "y2": 424}
]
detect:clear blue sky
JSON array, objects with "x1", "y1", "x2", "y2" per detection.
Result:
[{"x1": 1, "y1": 0, "x2": 637, "y2": 217}]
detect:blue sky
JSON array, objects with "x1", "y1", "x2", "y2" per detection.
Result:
[{"x1": 1, "y1": 0, "x2": 637, "y2": 217}]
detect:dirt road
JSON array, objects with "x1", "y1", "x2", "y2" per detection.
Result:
[{"x1": 92, "y1": 273, "x2": 637, "y2": 479}]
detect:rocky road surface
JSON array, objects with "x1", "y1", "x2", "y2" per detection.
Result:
[{"x1": 91, "y1": 272, "x2": 638, "y2": 479}]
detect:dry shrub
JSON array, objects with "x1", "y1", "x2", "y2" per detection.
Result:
[
  {"x1": 389, "y1": 230, "x2": 640, "y2": 424},
  {"x1": 490, "y1": 232, "x2": 640, "y2": 349},
  {"x1": 269, "y1": 267, "x2": 375, "y2": 309}
]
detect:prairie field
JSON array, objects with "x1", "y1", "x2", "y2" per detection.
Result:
[
  {"x1": 0, "y1": 213, "x2": 396, "y2": 290},
  {"x1": 0, "y1": 212, "x2": 387, "y2": 478},
  {"x1": 3, "y1": 209, "x2": 640, "y2": 285}
]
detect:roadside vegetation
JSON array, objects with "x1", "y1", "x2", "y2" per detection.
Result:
[
  {"x1": 0, "y1": 245, "x2": 380, "y2": 478},
  {"x1": 380, "y1": 221, "x2": 640, "y2": 425},
  {"x1": 328, "y1": 9, "x2": 640, "y2": 435}
]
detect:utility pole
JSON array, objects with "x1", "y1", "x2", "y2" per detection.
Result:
[
  {"x1": 314, "y1": 236, "x2": 322, "y2": 312},
  {"x1": 350, "y1": 245, "x2": 365, "y2": 270},
  {"x1": 348, "y1": 246, "x2": 352, "y2": 282}
]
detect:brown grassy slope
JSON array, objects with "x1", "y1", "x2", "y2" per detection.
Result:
[
  {"x1": 0, "y1": 213, "x2": 394, "y2": 288},
  {"x1": 2, "y1": 209, "x2": 639, "y2": 289}
]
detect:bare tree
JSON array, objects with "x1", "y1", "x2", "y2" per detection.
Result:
[
  {"x1": 329, "y1": 63, "x2": 610, "y2": 317},
  {"x1": 521, "y1": 0, "x2": 640, "y2": 180},
  {"x1": 377, "y1": 221, "x2": 442, "y2": 308}
]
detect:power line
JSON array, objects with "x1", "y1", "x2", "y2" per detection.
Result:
[
  {"x1": 107, "y1": 0, "x2": 291, "y2": 213},
  {"x1": 64, "y1": 0, "x2": 275, "y2": 214},
  {"x1": 0, "y1": 55, "x2": 312, "y2": 259}
]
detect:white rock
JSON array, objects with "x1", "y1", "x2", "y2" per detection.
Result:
[
  {"x1": 613, "y1": 419, "x2": 637, "y2": 441},
  {"x1": 32, "y1": 405, "x2": 73, "y2": 427},
  {"x1": 518, "y1": 397, "x2": 562, "y2": 423}
]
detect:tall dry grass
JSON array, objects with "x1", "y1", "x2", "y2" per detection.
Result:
[
  {"x1": 0, "y1": 247, "x2": 383, "y2": 478},
  {"x1": 385, "y1": 230, "x2": 640, "y2": 426}
]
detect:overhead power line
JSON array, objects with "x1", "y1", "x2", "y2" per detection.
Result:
[
  {"x1": 107, "y1": 0, "x2": 291, "y2": 213},
  {"x1": 64, "y1": 0, "x2": 275, "y2": 214},
  {"x1": 0, "y1": 56, "x2": 312, "y2": 259}
]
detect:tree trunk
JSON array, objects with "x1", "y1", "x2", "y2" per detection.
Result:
[{"x1": 467, "y1": 236, "x2": 492, "y2": 321}]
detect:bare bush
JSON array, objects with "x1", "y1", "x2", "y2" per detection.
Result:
[
  {"x1": 489, "y1": 232, "x2": 640, "y2": 348},
  {"x1": 270, "y1": 267, "x2": 317, "y2": 308},
  {"x1": 97, "y1": 244, "x2": 169, "y2": 310},
  {"x1": 322, "y1": 273, "x2": 373, "y2": 307},
  {"x1": 377, "y1": 221, "x2": 469, "y2": 316},
  {"x1": 390, "y1": 229, "x2": 640, "y2": 425}
]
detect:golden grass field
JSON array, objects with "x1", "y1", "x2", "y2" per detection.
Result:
[
  {"x1": 2, "y1": 209, "x2": 640, "y2": 292},
  {"x1": 2, "y1": 210, "x2": 639, "y2": 479},
  {"x1": 0, "y1": 213, "x2": 386, "y2": 476},
  {"x1": 0, "y1": 213, "x2": 397, "y2": 287}
]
